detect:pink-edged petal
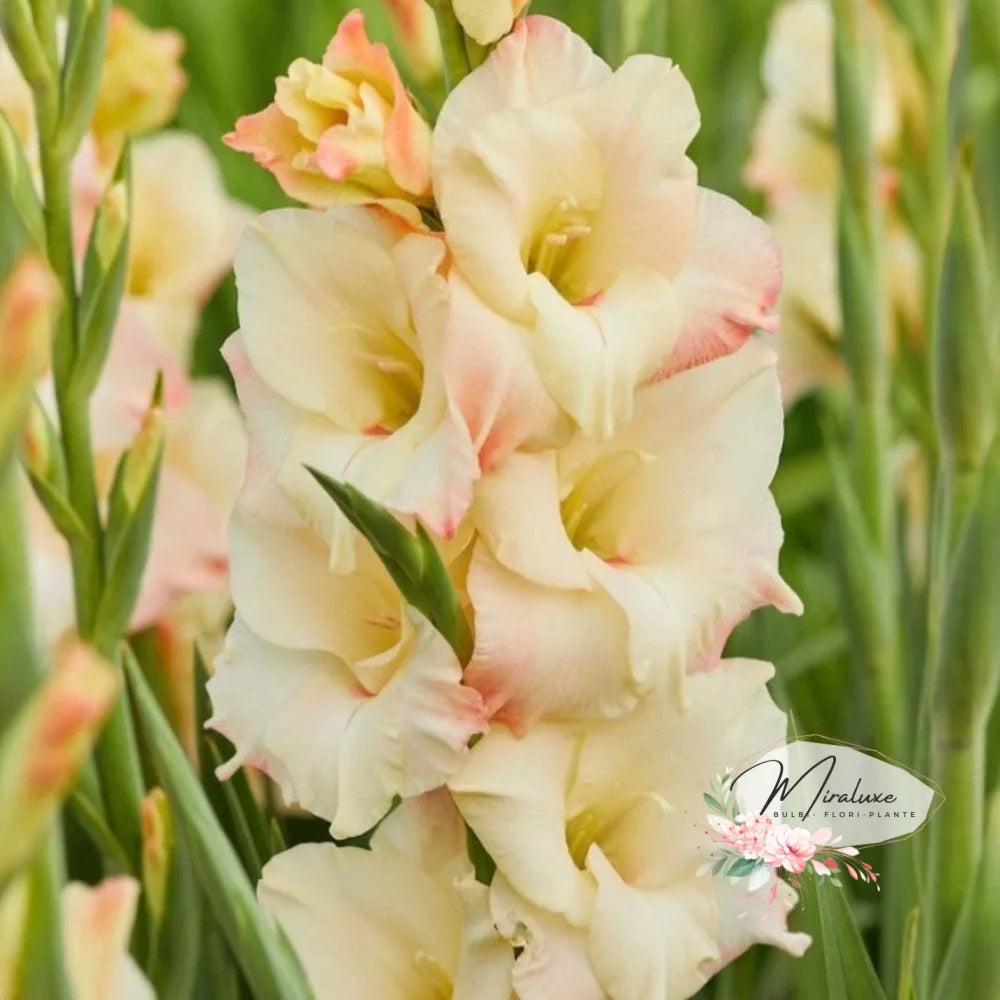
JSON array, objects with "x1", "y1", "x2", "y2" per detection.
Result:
[
  {"x1": 444, "y1": 274, "x2": 571, "y2": 473},
  {"x1": 528, "y1": 264, "x2": 679, "y2": 438},
  {"x1": 464, "y1": 546, "x2": 639, "y2": 731},
  {"x1": 209, "y1": 612, "x2": 485, "y2": 837},
  {"x1": 322, "y1": 10, "x2": 431, "y2": 196},
  {"x1": 666, "y1": 189, "x2": 782, "y2": 376},
  {"x1": 586, "y1": 845, "x2": 718, "y2": 1000},
  {"x1": 704, "y1": 875, "x2": 811, "y2": 976},
  {"x1": 489, "y1": 875, "x2": 605, "y2": 1000}
]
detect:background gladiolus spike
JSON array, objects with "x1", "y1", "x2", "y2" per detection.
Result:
[{"x1": 0, "y1": 642, "x2": 117, "y2": 883}]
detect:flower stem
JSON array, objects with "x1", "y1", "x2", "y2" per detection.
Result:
[{"x1": 429, "y1": 1, "x2": 471, "y2": 93}]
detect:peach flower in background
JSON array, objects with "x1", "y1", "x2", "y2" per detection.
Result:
[
  {"x1": 225, "y1": 10, "x2": 432, "y2": 217},
  {"x1": 207, "y1": 334, "x2": 485, "y2": 837},
  {"x1": 383, "y1": 0, "x2": 442, "y2": 83},
  {"x1": 0, "y1": 876, "x2": 152, "y2": 999},
  {"x1": 90, "y1": 7, "x2": 186, "y2": 160},
  {"x1": 463, "y1": 338, "x2": 800, "y2": 731},
  {"x1": 231, "y1": 206, "x2": 479, "y2": 563},
  {"x1": 746, "y1": 0, "x2": 922, "y2": 405},
  {"x1": 452, "y1": 0, "x2": 529, "y2": 45},
  {"x1": 449, "y1": 660, "x2": 810, "y2": 1000},
  {"x1": 259, "y1": 792, "x2": 512, "y2": 998}
]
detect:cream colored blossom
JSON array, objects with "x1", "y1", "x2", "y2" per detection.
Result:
[
  {"x1": 462, "y1": 338, "x2": 800, "y2": 731},
  {"x1": 435, "y1": 16, "x2": 780, "y2": 442},
  {"x1": 226, "y1": 10, "x2": 432, "y2": 217},
  {"x1": 126, "y1": 132, "x2": 251, "y2": 364},
  {"x1": 0, "y1": 876, "x2": 152, "y2": 999},
  {"x1": 452, "y1": 0, "x2": 529, "y2": 45},
  {"x1": 259, "y1": 792, "x2": 513, "y2": 998},
  {"x1": 231, "y1": 205, "x2": 480, "y2": 558},
  {"x1": 207, "y1": 326, "x2": 485, "y2": 838},
  {"x1": 449, "y1": 660, "x2": 810, "y2": 1000},
  {"x1": 91, "y1": 7, "x2": 186, "y2": 159}
]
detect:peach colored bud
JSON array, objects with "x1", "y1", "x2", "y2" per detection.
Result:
[
  {"x1": 0, "y1": 256, "x2": 58, "y2": 449},
  {"x1": 92, "y1": 7, "x2": 186, "y2": 156},
  {"x1": 225, "y1": 10, "x2": 432, "y2": 216},
  {"x1": 0, "y1": 643, "x2": 117, "y2": 881},
  {"x1": 383, "y1": 0, "x2": 442, "y2": 82},
  {"x1": 140, "y1": 788, "x2": 173, "y2": 925},
  {"x1": 120, "y1": 404, "x2": 166, "y2": 513}
]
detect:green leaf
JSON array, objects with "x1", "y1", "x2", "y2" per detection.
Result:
[
  {"x1": 815, "y1": 878, "x2": 888, "y2": 1000},
  {"x1": 75, "y1": 144, "x2": 132, "y2": 397},
  {"x1": 59, "y1": 0, "x2": 112, "y2": 152},
  {"x1": 703, "y1": 793, "x2": 726, "y2": 815},
  {"x1": 124, "y1": 651, "x2": 314, "y2": 1000},
  {"x1": 726, "y1": 857, "x2": 760, "y2": 879},
  {"x1": 94, "y1": 390, "x2": 164, "y2": 649},
  {"x1": 0, "y1": 109, "x2": 45, "y2": 250},
  {"x1": 712, "y1": 857, "x2": 727, "y2": 876},
  {"x1": 307, "y1": 469, "x2": 473, "y2": 665}
]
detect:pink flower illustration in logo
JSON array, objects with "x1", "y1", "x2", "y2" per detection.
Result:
[{"x1": 762, "y1": 824, "x2": 828, "y2": 874}]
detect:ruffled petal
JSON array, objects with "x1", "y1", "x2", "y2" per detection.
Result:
[
  {"x1": 465, "y1": 545, "x2": 639, "y2": 731},
  {"x1": 449, "y1": 722, "x2": 594, "y2": 924},
  {"x1": 209, "y1": 612, "x2": 484, "y2": 837},
  {"x1": 667, "y1": 189, "x2": 782, "y2": 376}
]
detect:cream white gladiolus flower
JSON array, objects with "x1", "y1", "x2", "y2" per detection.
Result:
[
  {"x1": 449, "y1": 660, "x2": 810, "y2": 999},
  {"x1": 463, "y1": 338, "x2": 801, "y2": 730},
  {"x1": 258, "y1": 792, "x2": 514, "y2": 999},
  {"x1": 208, "y1": 332, "x2": 485, "y2": 837},
  {"x1": 232, "y1": 205, "x2": 479, "y2": 562},
  {"x1": 435, "y1": 16, "x2": 781, "y2": 442}
]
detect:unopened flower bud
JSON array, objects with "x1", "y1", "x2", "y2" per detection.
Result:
[
  {"x1": 0, "y1": 256, "x2": 58, "y2": 455},
  {"x1": 225, "y1": 10, "x2": 432, "y2": 217},
  {"x1": 91, "y1": 8, "x2": 186, "y2": 158},
  {"x1": 140, "y1": 788, "x2": 174, "y2": 926},
  {"x1": 0, "y1": 643, "x2": 117, "y2": 881},
  {"x1": 383, "y1": 0, "x2": 442, "y2": 82}
]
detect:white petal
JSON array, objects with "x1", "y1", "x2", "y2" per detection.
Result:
[
  {"x1": 586, "y1": 846, "x2": 718, "y2": 1000},
  {"x1": 209, "y1": 612, "x2": 484, "y2": 836},
  {"x1": 465, "y1": 545, "x2": 639, "y2": 731},
  {"x1": 433, "y1": 16, "x2": 609, "y2": 169},
  {"x1": 473, "y1": 452, "x2": 589, "y2": 589},
  {"x1": 449, "y1": 722, "x2": 594, "y2": 924}
]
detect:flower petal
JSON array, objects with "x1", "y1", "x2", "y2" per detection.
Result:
[{"x1": 667, "y1": 189, "x2": 782, "y2": 376}]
